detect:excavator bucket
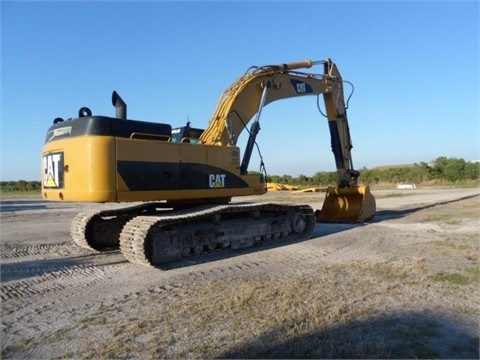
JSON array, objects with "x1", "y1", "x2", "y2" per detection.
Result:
[{"x1": 316, "y1": 185, "x2": 376, "y2": 223}]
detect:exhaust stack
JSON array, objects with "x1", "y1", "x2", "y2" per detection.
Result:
[{"x1": 112, "y1": 91, "x2": 127, "y2": 119}]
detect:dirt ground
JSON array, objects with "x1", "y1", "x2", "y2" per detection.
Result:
[{"x1": 1, "y1": 187, "x2": 479, "y2": 358}]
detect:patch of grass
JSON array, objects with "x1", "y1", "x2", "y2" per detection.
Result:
[
  {"x1": 467, "y1": 266, "x2": 480, "y2": 282},
  {"x1": 376, "y1": 192, "x2": 413, "y2": 199},
  {"x1": 444, "y1": 219, "x2": 461, "y2": 225},
  {"x1": 430, "y1": 237, "x2": 477, "y2": 251},
  {"x1": 77, "y1": 314, "x2": 107, "y2": 326},
  {"x1": 419, "y1": 213, "x2": 455, "y2": 222},
  {"x1": 76, "y1": 304, "x2": 119, "y2": 327},
  {"x1": 4, "y1": 337, "x2": 35, "y2": 354},
  {"x1": 0, "y1": 190, "x2": 41, "y2": 195},
  {"x1": 430, "y1": 272, "x2": 470, "y2": 285},
  {"x1": 469, "y1": 336, "x2": 480, "y2": 350},
  {"x1": 409, "y1": 342, "x2": 440, "y2": 359},
  {"x1": 369, "y1": 262, "x2": 410, "y2": 279},
  {"x1": 393, "y1": 319, "x2": 440, "y2": 340}
]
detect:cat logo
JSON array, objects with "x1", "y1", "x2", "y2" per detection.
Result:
[
  {"x1": 209, "y1": 174, "x2": 226, "y2": 188},
  {"x1": 290, "y1": 79, "x2": 313, "y2": 94},
  {"x1": 43, "y1": 152, "x2": 64, "y2": 188}
]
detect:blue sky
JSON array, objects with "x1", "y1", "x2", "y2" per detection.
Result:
[{"x1": 1, "y1": 0, "x2": 479, "y2": 181}]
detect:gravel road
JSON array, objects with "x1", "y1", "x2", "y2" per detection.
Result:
[{"x1": 1, "y1": 187, "x2": 479, "y2": 358}]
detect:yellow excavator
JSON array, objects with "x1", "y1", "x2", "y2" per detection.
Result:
[{"x1": 41, "y1": 58, "x2": 375, "y2": 267}]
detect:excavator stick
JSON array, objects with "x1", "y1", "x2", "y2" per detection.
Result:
[{"x1": 316, "y1": 185, "x2": 376, "y2": 223}]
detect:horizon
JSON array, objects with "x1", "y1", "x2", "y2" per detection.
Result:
[{"x1": 2, "y1": 156, "x2": 477, "y2": 182}]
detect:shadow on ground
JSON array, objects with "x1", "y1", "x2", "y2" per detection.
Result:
[
  {"x1": 0, "y1": 200, "x2": 49, "y2": 212},
  {"x1": 371, "y1": 193, "x2": 479, "y2": 222},
  {"x1": 219, "y1": 310, "x2": 479, "y2": 359},
  {"x1": 0, "y1": 199, "x2": 76, "y2": 213}
]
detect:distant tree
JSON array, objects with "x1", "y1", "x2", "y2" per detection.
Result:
[
  {"x1": 0, "y1": 180, "x2": 41, "y2": 192},
  {"x1": 17, "y1": 180, "x2": 29, "y2": 191},
  {"x1": 429, "y1": 157, "x2": 479, "y2": 182},
  {"x1": 312, "y1": 171, "x2": 337, "y2": 185},
  {"x1": 431, "y1": 157, "x2": 450, "y2": 179},
  {"x1": 444, "y1": 158, "x2": 467, "y2": 181},
  {"x1": 464, "y1": 162, "x2": 480, "y2": 180},
  {"x1": 297, "y1": 174, "x2": 310, "y2": 183},
  {"x1": 279, "y1": 174, "x2": 294, "y2": 184}
]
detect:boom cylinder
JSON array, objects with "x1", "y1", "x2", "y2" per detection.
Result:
[
  {"x1": 240, "y1": 81, "x2": 270, "y2": 174},
  {"x1": 240, "y1": 121, "x2": 261, "y2": 174},
  {"x1": 269, "y1": 60, "x2": 314, "y2": 71}
]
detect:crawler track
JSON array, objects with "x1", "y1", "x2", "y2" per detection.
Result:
[
  {"x1": 119, "y1": 203, "x2": 316, "y2": 267},
  {"x1": 71, "y1": 202, "x2": 169, "y2": 251},
  {"x1": 71, "y1": 202, "x2": 316, "y2": 268}
]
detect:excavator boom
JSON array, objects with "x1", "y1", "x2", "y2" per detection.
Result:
[{"x1": 198, "y1": 58, "x2": 375, "y2": 222}]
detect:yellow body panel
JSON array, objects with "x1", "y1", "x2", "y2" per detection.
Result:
[
  {"x1": 42, "y1": 135, "x2": 266, "y2": 203},
  {"x1": 42, "y1": 136, "x2": 116, "y2": 202}
]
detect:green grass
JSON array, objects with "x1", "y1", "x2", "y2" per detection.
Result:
[
  {"x1": 430, "y1": 272, "x2": 470, "y2": 285},
  {"x1": 375, "y1": 192, "x2": 414, "y2": 199},
  {"x1": 0, "y1": 190, "x2": 41, "y2": 197}
]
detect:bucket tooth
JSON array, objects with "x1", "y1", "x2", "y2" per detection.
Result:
[{"x1": 316, "y1": 185, "x2": 376, "y2": 223}]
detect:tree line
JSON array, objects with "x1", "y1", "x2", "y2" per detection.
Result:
[
  {"x1": 1, "y1": 157, "x2": 478, "y2": 193},
  {"x1": 1, "y1": 180, "x2": 41, "y2": 193},
  {"x1": 267, "y1": 157, "x2": 479, "y2": 186}
]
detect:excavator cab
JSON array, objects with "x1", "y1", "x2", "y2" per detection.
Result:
[{"x1": 171, "y1": 122, "x2": 204, "y2": 144}]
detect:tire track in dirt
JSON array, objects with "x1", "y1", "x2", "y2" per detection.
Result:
[
  {"x1": 0, "y1": 262, "x2": 127, "y2": 302},
  {"x1": 0, "y1": 242, "x2": 87, "y2": 261},
  {"x1": 1, "y1": 239, "x2": 127, "y2": 303}
]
